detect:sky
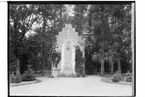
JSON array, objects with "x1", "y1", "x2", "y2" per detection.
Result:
[{"x1": 64, "y1": 4, "x2": 75, "y2": 17}]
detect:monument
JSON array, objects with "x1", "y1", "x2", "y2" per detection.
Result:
[{"x1": 52, "y1": 24, "x2": 85, "y2": 77}]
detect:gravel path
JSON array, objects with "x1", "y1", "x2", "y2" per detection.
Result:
[{"x1": 10, "y1": 76, "x2": 132, "y2": 96}]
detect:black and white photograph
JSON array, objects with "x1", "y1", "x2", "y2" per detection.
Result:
[{"x1": 8, "y1": 1, "x2": 135, "y2": 96}]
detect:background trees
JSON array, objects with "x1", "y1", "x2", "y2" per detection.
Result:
[
  {"x1": 9, "y1": 4, "x2": 65, "y2": 75},
  {"x1": 9, "y1": 4, "x2": 132, "y2": 76},
  {"x1": 9, "y1": 4, "x2": 38, "y2": 74},
  {"x1": 72, "y1": 4, "x2": 132, "y2": 75}
]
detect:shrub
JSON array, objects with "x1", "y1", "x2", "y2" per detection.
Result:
[
  {"x1": 125, "y1": 71, "x2": 132, "y2": 82},
  {"x1": 94, "y1": 68, "x2": 98, "y2": 75},
  {"x1": 58, "y1": 73, "x2": 65, "y2": 77},
  {"x1": 10, "y1": 72, "x2": 21, "y2": 83},
  {"x1": 22, "y1": 67, "x2": 35, "y2": 81},
  {"x1": 10, "y1": 72, "x2": 16, "y2": 83},
  {"x1": 75, "y1": 46, "x2": 85, "y2": 77},
  {"x1": 125, "y1": 76, "x2": 132, "y2": 82},
  {"x1": 112, "y1": 71, "x2": 122, "y2": 82},
  {"x1": 15, "y1": 75, "x2": 22, "y2": 83}
]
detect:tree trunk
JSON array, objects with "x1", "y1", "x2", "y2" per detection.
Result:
[
  {"x1": 16, "y1": 58, "x2": 20, "y2": 75},
  {"x1": 42, "y1": 11, "x2": 46, "y2": 76},
  {"x1": 101, "y1": 58, "x2": 104, "y2": 75},
  {"x1": 42, "y1": 42, "x2": 45, "y2": 76},
  {"x1": 111, "y1": 61, "x2": 114, "y2": 74},
  {"x1": 117, "y1": 59, "x2": 121, "y2": 73}
]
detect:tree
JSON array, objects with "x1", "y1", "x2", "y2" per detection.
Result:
[
  {"x1": 35, "y1": 4, "x2": 65, "y2": 74},
  {"x1": 89, "y1": 4, "x2": 132, "y2": 75},
  {"x1": 88, "y1": 5, "x2": 112, "y2": 75},
  {"x1": 9, "y1": 4, "x2": 38, "y2": 75},
  {"x1": 73, "y1": 4, "x2": 88, "y2": 35},
  {"x1": 108, "y1": 4, "x2": 131, "y2": 73}
]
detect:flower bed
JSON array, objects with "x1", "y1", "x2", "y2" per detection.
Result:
[
  {"x1": 101, "y1": 71, "x2": 132, "y2": 85},
  {"x1": 101, "y1": 77, "x2": 132, "y2": 85},
  {"x1": 10, "y1": 79, "x2": 41, "y2": 87}
]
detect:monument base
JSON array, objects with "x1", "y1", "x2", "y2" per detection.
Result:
[
  {"x1": 59, "y1": 73, "x2": 77, "y2": 77},
  {"x1": 51, "y1": 68, "x2": 77, "y2": 77}
]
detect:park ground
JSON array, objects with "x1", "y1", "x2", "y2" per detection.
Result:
[{"x1": 10, "y1": 75, "x2": 132, "y2": 96}]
